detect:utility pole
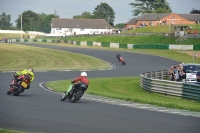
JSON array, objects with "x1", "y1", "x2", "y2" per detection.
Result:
[{"x1": 21, "y1": 14, "x2": 22, "y2": 39}]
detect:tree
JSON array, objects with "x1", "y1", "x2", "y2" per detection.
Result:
[
  {"x1": 129, "y1": 0, "x2": 172, "y2": 16},
  {"x1": 0, "y1": 12, "x2": 13, "y2": 30},
  {"x1": 93, "y1": 3, "x2": 115, "y2": 26},
  {"x1": 73, "y1": 11, "x2": 94, "y2": 19},
  {"x1": 15, "y1": 10, "x2": 59, "y2": 33},
  {"x1": 115, "y1": 23, "x2": 125, "y2": 29},
  {"x1": 38, "y1": 13, "x2": 59, "y2": 33},
  {"x1": 15, "y1": 10, "x2": 39, "y2": 32},
  {"x1": 190, "y1": 9, "x2": 200, "y2": 14}
]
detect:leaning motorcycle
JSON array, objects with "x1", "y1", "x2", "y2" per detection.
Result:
[
  {"x1": 7, "y1": 74, "x2": 31, "y2": 96},
  {"x1": 61, "y1": 82, "x2": 87, "y2": 103}
]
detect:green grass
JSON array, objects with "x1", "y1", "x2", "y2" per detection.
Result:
[
  {"x1": 46, "y1": 77, "x2": 200, "y2": 112},
  {"x1": 0, "y1": 33, "x2": 20, "y2": 39},
  {"x1": 67, "y1": 34, "x2": 200, "y2": 45},
  {"x1": 0, "y1": 43, "x2": 110, "y2": 71},
  {"x1": 0, "y1": 128, "x2": 25, "y2": 133}
]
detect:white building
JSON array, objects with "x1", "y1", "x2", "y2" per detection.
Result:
[{"x1": 49, "y1": 18, "x2": 114, "y2": 36}]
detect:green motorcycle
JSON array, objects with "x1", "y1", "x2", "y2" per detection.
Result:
[{"x1": 60, "y1": 82, "x2": 87, "y2": 103}]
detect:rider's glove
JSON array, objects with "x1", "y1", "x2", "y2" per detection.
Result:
[{"x1": 71, "y1": 81, "x2": 75, "y2": 83}]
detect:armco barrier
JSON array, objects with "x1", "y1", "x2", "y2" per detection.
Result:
[{"x1": 140, "y1": 70, "x2": 200, "y2": 101}]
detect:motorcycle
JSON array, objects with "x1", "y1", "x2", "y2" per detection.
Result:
[
  {"x1": 61, "y1": 82, "x2": 87, "y2": 103},
  {"x1": 116, "y1": 54, "x2": 126, "y2": 65},
  {"x1": 7, "y1": 74, "x2": 31, "y2": 96}
]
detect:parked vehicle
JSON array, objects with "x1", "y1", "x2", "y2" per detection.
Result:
[
  {"x1": 7, "y1": 74, "x2": 31, "y2": 96},
  {"x1": 182, "y1": 63, "x2": 200, "y2": 83},
  {"x1": 61, "y1": 82, "x2": 87, "y2": 103}
]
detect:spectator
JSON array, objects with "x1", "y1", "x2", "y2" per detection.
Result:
[
  {"x1": 178, "y1": 66, "x2": 186, "y2": 82},
  {"x1": 187, "y1": 29, "x2": 191, "y2": 34},
  {"x1": 196, "y1": 19, "x2": 198, "y2": 24},
  {"x1": 174, "y1": 65, "x2": 179, "y2": 81},
  {"x1": 168, "y1": 66, "x2": 175, "y2": 81},
  {"x1": 194, "y1": 29, "x2": 197, "y2": 34}
]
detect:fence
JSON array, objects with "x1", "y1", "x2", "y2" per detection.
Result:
[{"x1": 140, "y1": 70, "x2": 200, "y2": 101}]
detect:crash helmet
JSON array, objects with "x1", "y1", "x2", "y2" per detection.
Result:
[
  {"x1": 80, "y1": 72, "x2": 87, "y2": 77},
  {"x1": 28, "y1": 68, "x2": 34, "y2": 72}
]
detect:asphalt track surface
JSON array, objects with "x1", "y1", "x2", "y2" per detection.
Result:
[{"x1": 0, "y1": 43, "x2": 200, "y2": 133}]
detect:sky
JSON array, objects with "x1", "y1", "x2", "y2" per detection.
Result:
[{"x1": 0, "y1": 0, "x2": 200, "y2": 26}]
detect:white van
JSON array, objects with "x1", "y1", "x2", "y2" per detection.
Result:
[{"x1": 182, "y1": 63, "x2": 200, "y2": 83}]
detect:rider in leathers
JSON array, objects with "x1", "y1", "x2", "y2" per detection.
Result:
[
  {"x1": 8, "y1": 68, "x2": 35, "y2": 94},
  {"x1": 71, "y1": 72, "x2": 89, "y2": 93}
]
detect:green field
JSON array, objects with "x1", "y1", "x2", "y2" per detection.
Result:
[
  {"x1": 67, "y1": 34, "x2": 200, "y2": 45},
  {"x1": 0, "y1": 43, "x2": 110, "y2": 71}
]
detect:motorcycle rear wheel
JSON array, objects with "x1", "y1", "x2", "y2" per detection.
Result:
[
  {"x1": 13, "y1": 86, "x2": 24, "y2": 96},
  {"x1": 70, "y1": 90, "x2": 84, "y2": 103}
]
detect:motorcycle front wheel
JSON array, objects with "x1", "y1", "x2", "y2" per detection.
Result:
[{"x1": 61, "y1": 93, "x2": 67, "y2": 101}]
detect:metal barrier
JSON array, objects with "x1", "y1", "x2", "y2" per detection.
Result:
[{"x1": 140, "y1": 70, "x2": 200, "y2": 101}]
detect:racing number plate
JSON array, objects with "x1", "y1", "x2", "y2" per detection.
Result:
[{"x1": 21, "y1": 81, "x2": 28, "y2": 88}]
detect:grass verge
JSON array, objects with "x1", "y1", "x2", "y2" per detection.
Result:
[
  {"x1": 0, "y1": 128, "x2": 25, "y2": 133},
  {"x1": 0, "y1": 43, "x2": 110, "y2": 71},
  {"x1": 46, "y1": 77, "x2": 200, "y2": 112}
]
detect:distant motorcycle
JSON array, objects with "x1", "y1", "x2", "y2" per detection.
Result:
[
  {"x1": 120, "y1": 57, "x2": 126, "y2": 65},
  {"x1": 7, "y1": 74, "x2": 31, "y2": 96},
  {"x1": 116, "y1": 54, "x2": 126, "y2": 65},
  {"x1": 61, "y1": 82, "x2": 87, "y2": 103}
]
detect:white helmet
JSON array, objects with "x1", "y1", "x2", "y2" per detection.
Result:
[{"x1": 81, "y1": 72, "x2": 87, "y2": 77}]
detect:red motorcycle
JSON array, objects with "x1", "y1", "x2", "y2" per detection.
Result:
[
  {"x1": 116, "y1": 54, "x2": 126, "y2": 65},
  {"x1": 120, "y1": 57, "x2": 126, "y2": 65},
  {"x1": 7, "y1": 74, "x2": 31, "y2": 96}
]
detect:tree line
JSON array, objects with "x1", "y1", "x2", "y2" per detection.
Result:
[{"x1": 0, "y1": 0, "x2": 199, "y2": 33}]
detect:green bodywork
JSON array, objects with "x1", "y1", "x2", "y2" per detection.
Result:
[{"x1": 65, "y1": 84, "x2": 73, "y2": 95}]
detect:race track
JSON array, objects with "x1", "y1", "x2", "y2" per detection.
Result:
[{"x1": 0, "y1": 43, "x2": 200, "y2": 133}]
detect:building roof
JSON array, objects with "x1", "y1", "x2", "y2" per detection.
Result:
[
  {"x1": 126, "y1": 13, "x2": 200, "y2": 24},
  {"x1": 52, "y1": 18, "x2": 113, "y2": 29},
  {"x1": 178, "y1": 14, "x2": 200, "y2": 21},
  {"x1": 126, "y1": 18, "x2": 138, "y2": 24},
  {"x1": 137, "y1": 13, "x2": 171, "y2": 20}
]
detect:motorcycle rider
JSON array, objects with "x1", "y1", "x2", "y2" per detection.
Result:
[
  {"x1": 71, "y1": 72, "x2": 89, "y2": 94},
  {"x1": 8, "y1": 68, "x2": 35, "y2": 94},
  {"x1": 119, "y1": 56, "x2": 125, "y2": 62},
  {"x1": 116, "y1": 54, "x2": 121, "y2": 61}
]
